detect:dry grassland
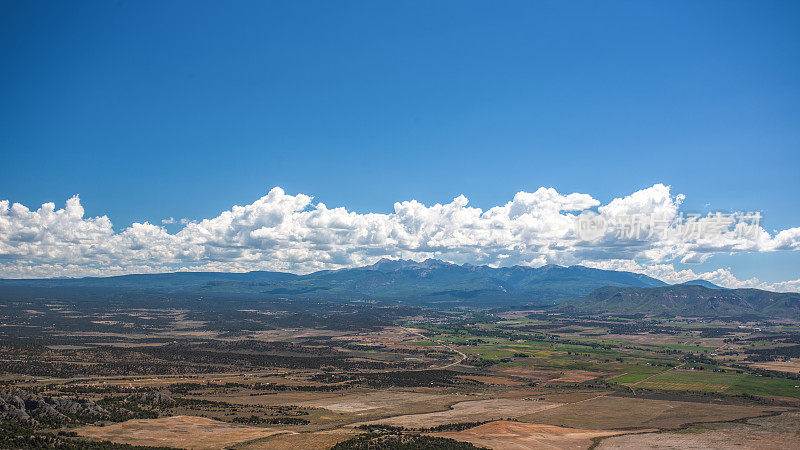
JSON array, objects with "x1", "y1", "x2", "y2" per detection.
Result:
[
  {"x1": 287, "y1": 390, "x2": 450, "y2": 412},
  {"x1": 751, "y1": 359, "x2": 800, "y2": 374},
  {"x1": 234, "y1": 429, "x2": 358, "y2": 449},
  {"x1": 518, "y1": 395, "x2": 784, "y2": 430},
  {"x1": 597, "y1": 411, "x2": 800, "y2": 449},
  {"x1": 359, "y1": 398, "x2": 561, "y2": 427},
  {"x1": 430, "y1": 420, "x2": 631, "y2": 450},
  {"x1": 76, "y1": 415, "x2": 286, "y2": 449}
]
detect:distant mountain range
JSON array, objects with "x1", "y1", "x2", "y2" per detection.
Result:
[
  {"x1": 679, "y1": 279, "x2": 724, "y2": 289},
  {"x1": 0, "y1": 258, "x2": 665, "y2": 305},
  {"x1": 563, "y1": 284, "x2": 800, "y2": 319},
  {"x1": 3, "y1": 259, "x2": 797, "y2": 318}
]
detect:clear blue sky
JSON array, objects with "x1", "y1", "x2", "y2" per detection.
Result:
[{"x1": 1, "y1": 1, "x2": 798, "y2": 282}]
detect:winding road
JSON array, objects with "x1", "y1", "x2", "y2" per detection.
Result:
[{"x1": 401, "y1": 326, "x2": 467, "y2": 369}]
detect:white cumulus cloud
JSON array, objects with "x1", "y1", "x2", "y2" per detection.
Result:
[{"x1": 0, "y1": 185, "x2": 798, "y2": 291}]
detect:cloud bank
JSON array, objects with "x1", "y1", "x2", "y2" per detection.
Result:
[{"x1": 1, "y1": 184, "x2": 798, "y2": 291}]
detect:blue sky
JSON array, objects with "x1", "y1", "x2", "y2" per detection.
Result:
[{"x1": 1, "y1": 1, "x2": 799, "y2": 285}]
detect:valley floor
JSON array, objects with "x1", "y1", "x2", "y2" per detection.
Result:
[{"x1": 2, "y1": 301, "x2": 800, "y2": 449}]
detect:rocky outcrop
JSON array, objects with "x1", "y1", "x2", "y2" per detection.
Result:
[
  {"x1": 0, "y1": 388, "x2": 108, "y2": 427},
  {"x1": 136, "y1": 390, "x2": 174, "y2": 406}
]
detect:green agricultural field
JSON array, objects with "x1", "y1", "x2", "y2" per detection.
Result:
[
  {"x1": 636, "y1": 369, "x2": 800, "y2": 398},
  {"x1": 727, "y1": 375, "x2": 800, "y2": 398},
  {"x1": 609, "y1": 371, "x2": 659, "y2": 384}
]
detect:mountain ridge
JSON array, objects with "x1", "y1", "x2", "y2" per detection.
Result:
[
  {"x1": 0, "y1": 259, "x2": 665, "y2": 305},
  {"x1": 563, "y1": 284, "x2": 800, "y2": 318},
  {"x1": 679, "y1": 279, "x2": 724, "y2": 289},
  {"x1": 2, "y1": 259, "x2": 797, "y2": 317}
]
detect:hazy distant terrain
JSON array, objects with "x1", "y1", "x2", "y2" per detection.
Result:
[
  {"x1": 3, "y1": 259, "x2": 798, "y2": 320},
  {"x1": 0, "y1": 258, "x2": 667, "y2": 305},
  {"x1": 565, "y1": 284, "x2": 800, "y2": 319}
]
